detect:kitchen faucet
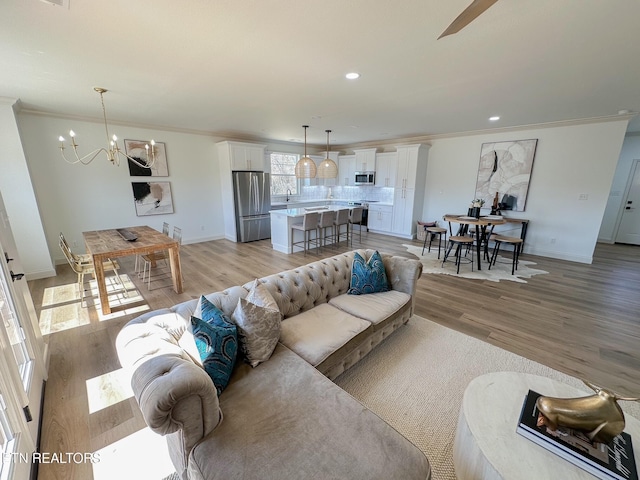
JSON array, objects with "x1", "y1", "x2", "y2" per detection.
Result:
[{"x1": 286, "y1": 189, "x2": 292, "y2": 202}]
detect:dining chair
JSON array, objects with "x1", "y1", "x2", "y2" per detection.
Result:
[
  {"x1": 421, "y1": 222, "x2": 447, "y2": 258},
  {"x1": 291, "y1": 212, "x2": 320, "y2": 255},
  {"x1": 59, "y1": 234, "x2": 126, "y2": 307},
  {"x1": 348, "y1": 207, "x2": 363, "y2": 246},
  {"x1": 141, "y1": 225, "x2": 181, "y2": 289},
  {"x1": 136, "y1": 222, "x2": 169, "y2": 275},
  {"x1": 488, "y1": 235, "x2": 523, "y2": 275},
  {"x1": 442, "y1": 235, "x2": 474, "y2": 274}
]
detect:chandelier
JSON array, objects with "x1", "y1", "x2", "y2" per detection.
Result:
[
  {"x1": 294, "y1": 125, "x2": 317, "y2": 179},
  {"x1": 58, "y1": 87, "x2": 157, "y2": 168},
  {"x1": 316, "y1": 129, "x2": 338, "y2": 179}
]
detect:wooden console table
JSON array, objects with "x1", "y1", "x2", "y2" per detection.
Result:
[{"x1": 83, "y1": 225, "x2": 183, "y2": 314}]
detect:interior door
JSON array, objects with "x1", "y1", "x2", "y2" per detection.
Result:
[{"x1": 616, "y1": 159, "x2": 640, "y2": 245}]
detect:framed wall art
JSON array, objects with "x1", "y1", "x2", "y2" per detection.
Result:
[
  {"x1": 474, "y1": 139, "x2": 538, "y2": 212},
  {"x1": 131, "y1": 181, "x2": 174, "y2": 216},
  {"x1": 125, "y1": 139, "x2": 169, "y2": 177}
]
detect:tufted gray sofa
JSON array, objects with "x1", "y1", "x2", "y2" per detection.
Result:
[{"x1": 116, "y1": 249, "x2": 430, "y2": 480}]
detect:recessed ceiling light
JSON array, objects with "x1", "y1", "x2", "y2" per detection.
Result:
[
  {"x1": 489, "y1": 116, "x2": 500, "y2": 121},
  {"x1": 345, "y1": 72, "x2": 360, "y2": 80}
]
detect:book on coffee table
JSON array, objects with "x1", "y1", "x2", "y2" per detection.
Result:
[{"x1": 517, "y1": 389, "x2": 638, "y2": 480}]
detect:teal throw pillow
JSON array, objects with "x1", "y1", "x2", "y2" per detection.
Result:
[
  {"x1": 191, "y1": 296, "x2": 238, "y2": 394},
  {"x1": 347, "y1": 251, "x2": 390, "y2": 295}
]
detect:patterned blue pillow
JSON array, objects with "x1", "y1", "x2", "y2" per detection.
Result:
[
  {"x1": 191, "y1": 296, "x2": 238, "y2": 394},
  {"x1": 347, "y1": 251, "x2": 390, "y2": 295}
]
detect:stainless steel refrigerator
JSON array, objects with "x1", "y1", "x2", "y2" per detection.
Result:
[{"x1": 232, "y1": 171, "x2": 271, "y2": 242}]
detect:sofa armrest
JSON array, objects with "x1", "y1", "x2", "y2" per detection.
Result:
[
  {"x1": 131, "y1": 354, "x2": 222, "y2": 478},
  {"x1": 383, "y1": 255, "x2": 423, "y2": 297}
]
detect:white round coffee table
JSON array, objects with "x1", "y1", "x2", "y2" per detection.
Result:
[{"x1": 453, "y1": 372, "x2": 640, "y2": 479}]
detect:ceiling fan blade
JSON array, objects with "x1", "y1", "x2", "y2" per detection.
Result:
[{"x1": 438, "y1": 0, "x2": 500, "y2": 39}]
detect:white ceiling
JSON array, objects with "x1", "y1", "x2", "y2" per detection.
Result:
[{"x1": 1, "y1": 0, "x2": 639, "y2": 147}]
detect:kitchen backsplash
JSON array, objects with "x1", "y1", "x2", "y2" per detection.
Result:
[{"x1": 297, "y1": 185, "x2": 394, "y2": 203}]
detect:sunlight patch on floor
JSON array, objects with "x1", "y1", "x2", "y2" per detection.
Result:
[
  {"x1": 92, "y1": 427, "x2": 175, "y2": 480},
  {"x1": 39, "y1": 275, "x2": 150, "y2": 333},
  {"x1": 86, "y1": 368, "x2": 134, "y2": 414}
]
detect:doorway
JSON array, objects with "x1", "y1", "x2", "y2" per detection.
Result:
[{"x1": 615, "y1": 159, "x2": 640, "y2": 245}]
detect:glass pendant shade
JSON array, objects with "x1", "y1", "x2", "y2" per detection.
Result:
[
  {"x1": 295, "y1": 125, "x2": 317, "y2": 178},
  {"x1": 317, "y1": 129, "x2": 338, "y2": 179}
]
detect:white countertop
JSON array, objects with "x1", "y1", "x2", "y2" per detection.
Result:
[{"x1": 269, "y1": 205, "x2": 352, "y2": 217}]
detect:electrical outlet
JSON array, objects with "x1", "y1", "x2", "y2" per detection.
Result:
[
  {"x1": 73, "y1": 240, "x2": 78, "y2": 247},
  {"x1": 578, "y1": 193, "x2": 589, "y2": 200},
  {"x1": 550, "y1": 238, "x2": 556, "y2": 244},
  {"x1": 200, "y1": 225, "x2": 205, "y2": 231}
]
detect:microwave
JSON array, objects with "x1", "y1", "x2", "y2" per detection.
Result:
[{"x1": 354, "y1": 171, "x2": 375, "y2": 185}]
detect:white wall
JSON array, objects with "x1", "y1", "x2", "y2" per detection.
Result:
[
  {"x1": 422, "y1": 120, "x2": 628, "y2": 263},
  {"x1": 17, "y1": 112, "x2": 224, "y2": 268},
  {"x1": 0, "y1": 100, "x2": 54, "y2": 279},
  {"x1": 14, "y1": 112, "x2": 317, "y2": 275},
  {"x1": 598, "y1": 133, "x2": 640, "y2": 242}
]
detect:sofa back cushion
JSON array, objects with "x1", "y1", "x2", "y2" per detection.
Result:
[{"x1": 244, "y1": 250, "x2": 369, "y2": 318}]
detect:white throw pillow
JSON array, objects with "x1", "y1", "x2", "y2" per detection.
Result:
[{"x1": 232, "y1": 279, "x2": 282, "y2": 367}]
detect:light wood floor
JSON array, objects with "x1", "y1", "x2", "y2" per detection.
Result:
[{"x1": 29, "y1": 232, "x2": 640, "y2": 480}]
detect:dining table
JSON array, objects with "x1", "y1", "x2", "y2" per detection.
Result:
[
  {"x1": 82, "y1": 225, "x2": 183, "y2": 314},
  {"x1": 443, "y1": 214, "x2": 506, "y2": 270}
]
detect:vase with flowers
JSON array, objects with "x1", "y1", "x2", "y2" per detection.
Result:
[{"x1": 469, "y1": 198, "x2": 485, "y2": 218}]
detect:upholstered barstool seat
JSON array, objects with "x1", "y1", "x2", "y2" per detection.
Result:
[
  {"x1": 422, "y1": 226, "x2": 448, "y2": 258},
  {"x1": 317, "y1": 210, "x2": 336, "y2": 251},
  {"x1": 291, "y1": 212, "x2": 320, "y2": 255},
  {"x1": 489, "y1": 235, "x2": 523, "y2": 275},
  {"x1": 348, "y1": 207, "x2": 363, "y2": 246},
  {"x1": 333, "y1": 209, "x2": 349, "y2": 248},
  {"x1": 442, "y1": 235, "x2": 474, "y2": 274}
]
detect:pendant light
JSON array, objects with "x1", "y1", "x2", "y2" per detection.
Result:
[
  {"x1": 317, "y1": 130, "x2": 338, "y2": 179},
  {"x1": 295, "y1": 125, "x2": 317, "y2": 179}
]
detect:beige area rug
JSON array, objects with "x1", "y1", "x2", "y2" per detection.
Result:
[
  {"x1": 403, "y1": 243, "x2": 548, "y2": 283},
  {"x1": 334, "y1": 316, "x2": 640, "y2": 480}
]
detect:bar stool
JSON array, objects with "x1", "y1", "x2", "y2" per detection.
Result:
[
  {"x1": 317, "y1": 210, "x2": 336, "y2": 251},
  {"x1": 333, "y1": 209, "x2": 350, "y2": 248},
  {"x1": 291, "y1": 212, "x2": 320, "y2": 255},
  {"x1": 442, "y1": 235, "x2": 474, "y2": 274},
  {"x1": 349, "y1": 207, "x2": 363, "y2": 246},
  {"x1": 422, "y1": 224, "x2": 448, "y2": 258},
  {"x1": 489, "y1": 235, "x2": 523, "y2": 275}
]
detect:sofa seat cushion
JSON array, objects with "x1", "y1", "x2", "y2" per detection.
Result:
[
  {"x1": 187, "y1": 343, "x2": 431, "y2": 480},
  {"x1": 279, "y1": 303, "x2": 370, "y2": 367},
  {"x1": 329, "y1": 290, "x2": 411, "y2": 327}
]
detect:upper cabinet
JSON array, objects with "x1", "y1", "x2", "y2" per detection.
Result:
[
  {"x1": 339, "y1": 155, "x2": 356, "y2": 186},
  {"x1": 353, "y1": 148, "x2": 377, "y2": 172},
  {"x1": 375, "y1": 152, "x2": 397, "y2": 187},
  {"x1": 395, "y1": 145, "x2": 423, "y2": 189},
  {"x1": 219, "y1": 141, "x2": 268, "y2": 171}
]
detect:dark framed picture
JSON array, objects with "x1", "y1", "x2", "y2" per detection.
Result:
[
  {"x1": 131, "y1": 181, "x2": 174, "y2": 216},
  {"x1": 125, "y1": 139, "x2": 169, "y2": 177}
]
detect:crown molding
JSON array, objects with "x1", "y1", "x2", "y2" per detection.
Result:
[{"x1": 18, "y1": 108, "x2": 637, "y2": 149}]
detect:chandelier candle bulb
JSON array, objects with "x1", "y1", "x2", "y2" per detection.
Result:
[{"x1": 58, "y1": 87, "x2": 158, "y2": 168}]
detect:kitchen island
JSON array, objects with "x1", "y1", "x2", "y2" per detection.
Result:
[{"x1": 270, "y1": 205, "x2": 352, "y2": 253}]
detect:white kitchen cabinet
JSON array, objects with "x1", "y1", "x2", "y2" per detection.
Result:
[
  {"x1": 353, "y1": 148, "x2": 377, "y2": 172},
  {"x1": 368, "y1": 204, "x2": 393, "y2": 233},
  {"x1": 339, "y1": 155, "x2": 356, "y2": 186},
  {"x1": 219, "y1": 141, "x2": 267, "y2": 171},
  {"x1": 217, "y1": 140, "x2": 268, "y2": 242},
  {"x1": 375, "y1": 152, "x2": 397, "y2": 187},
  {"x1": 391, "y1": 144, "x2": 430, "y2": 238},
  {"x1": 392, "y1": 188, "x2": 416, "y2": 236}
]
